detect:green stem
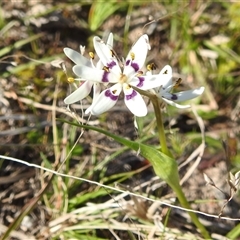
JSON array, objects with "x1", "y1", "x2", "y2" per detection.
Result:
[
  {"x1": 171, "y1": 182, "x2": 211, "y2": 239},
  {"x1": 151, "y1": 95, "x2": 170, "y2": 156},
  {"x1": 150, "y1": 95, "x2": 210, "y2": 239}
]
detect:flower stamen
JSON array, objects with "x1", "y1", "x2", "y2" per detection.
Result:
[
  {"x1": 103, "y1": 66, "x2": 110, "y2": 72},
  {"x1": 89, "y1": 52, "x2": 94, "y2": 59},
  {"x1": 110, "y1": 49, "x2": 116, "y2": 57},
  {"x1": 67, "y1": 77, "x2": 75, "y2": 83},
  {"x1": 147, "y1": 63, "x2": 157, "y2": 71},
  {"x1": 136, "y1": 71, "x2": 143, "y2": 76},
  {"x1": 173, "y1": 78, "x2": 182, "y2": 89},
  {"x1": 130, "y1": 52, "x2": 135, "y2": 60}
]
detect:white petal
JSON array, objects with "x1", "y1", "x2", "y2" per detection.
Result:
[
  {"x1": 93, "y1": 36, "x2": 112, "y2": 62},
  {"x1": 130, "y1": 73, "x2": 171, "y2": 90},
  {"x1": 123, "y1": 84, "x2": 147, "y2": 117},
  {"x1": 160, "y1": 87, "x2": 204, "y2": 108},
  {"x1": 106, "y1": 32, "x2": 113, "y2": 48},
  {"x1": 154, "y1": 65, "x2": 173, "y2": 94},
  {"x1": 64, "y1": 81, "x2": 93, "y2": 104},
  {"x1": 85, "y1": 83, "x2": 102, "y2": 114},
  {"x1": 159, "y1": 65, "x2": 173, "y2": 87},
  {"x1": 163, "y1": 98, "x2": 191, "y2": 109},
  {"x1": 89, "y1": 84, "x2": 122, "y2": 115},
  {"x1": 123, "y1": 64, "x2": 136, "y2": 78},
  {"x1": 73, "y1": 65, "x2": 118, "y2": 83},
  {"x1": 93, "y1": 36, "x2": 121, "y2": 74},
  {"x1": 173, "y1": 87, "x2": 205, "y2": 102},
  {"x1": 96, "y1": 59, "x2": 104, "y2": 69},
  {"x1": 125, "y1": 34, "x2": 149, "y2": 70},
  {"x1": 63, "y1": 48, "x2": 92, "y2": 67},
  {"x1": 92, "y1": 83, "x2": 102, "y2": 102}
]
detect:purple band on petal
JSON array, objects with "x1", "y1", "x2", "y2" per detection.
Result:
[
  {"x1": 171, "y1": 94, "x2": 178, "y2": 100},
  {"x1": 105, "y1": 89, "x2": 118, "y2": 101},
  {"x1": 125, "y1": 89, "x2": 137, "y2": 100},
  {"x1": 136, "y1": 76, "x2": 144, "y2": 88},
  {"x1": 125, "y1": 60, "x2": 139, "y2": 72},
  {"x1": 126, "y1": 60, "x2": 130, "y2": 66},
  {"x1": 131, "y1": 62, "x2": 139, "y2": 72},
  {"x1": 107, "y1": 61, "x2": 117, "y2": 69},
  {"x1": 102, "y1": 72, "x2": 110, "y2": 82}
]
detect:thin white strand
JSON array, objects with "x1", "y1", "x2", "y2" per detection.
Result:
[{"x1": 1, "y1": 154, "x2": 239, "y2": 222}]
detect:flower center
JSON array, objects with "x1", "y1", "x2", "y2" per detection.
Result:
[{"x1": 119, "y1": 74, "x2": 128, "y2": 84}]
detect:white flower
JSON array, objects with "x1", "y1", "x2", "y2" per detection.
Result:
[
  {"x1": 154, "y1": 65, "x2": 204, "y2": 108},
  {"x1": 73, "y1": 34, "x2": 168, "y2": 117},
  {"x1": 63, "y1": 33, "x2": 114, "y2": 113}
]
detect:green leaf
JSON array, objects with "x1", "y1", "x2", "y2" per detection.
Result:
[
  {"x1": 227, "y1": 222, "x2": 240, "y2": 239},
  {"x1": 88, "y1": 1, "x2": 127, "y2": 32},
  {"x1": 0, "y1": 33, "x2": 44, "y2": 58},
  {"x1": 59, "y1": 119, "x2": 211, "y2": 238},
  {"x1": 69, "y1": 188, "x2": 109, "y2": 209},
  {"x1": 59, "y1": 119, "x2": 180, "y2": 189}
]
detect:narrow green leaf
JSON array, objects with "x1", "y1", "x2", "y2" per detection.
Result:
[
  {"x1": 227, "y1": 222, "x2": 240, "y2": 239},
  {"x1": 59, "y1": 119, "x2": 180, "y2": 189},
  {"x1": 88, "y1": 1, "x2": 127, "y2": 32},
  {"x1": 0, "y1": 33, "x2": 44, "y2": 58},
  {"x1": 69, "y1": 188, "x2": 109, "y2": 208}
]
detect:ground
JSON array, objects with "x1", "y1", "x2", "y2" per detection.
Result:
[{"x1": 0, "y1": 1, "x2": 240, "y2": 240}]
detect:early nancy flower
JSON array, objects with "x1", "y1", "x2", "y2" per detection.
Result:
[
  {"x1": 64, "y1": 33, "x2": 114, "y2": 112},
  {"x1": 153, "y1": 65, "x2": 204, "y2": 108},
  {"x1": 73, "y1": 34, "x2": 168, "y2": 117}
]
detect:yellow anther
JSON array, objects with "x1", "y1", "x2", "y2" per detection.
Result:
[
  {"x1": 147, "y1": 65, "x2": 151, "y2": 71},
  {"x1": 126, "y1": 84, "x2": 131, "y2": 89},
  {"x1": 136, "y1": 71, "x2": 143, "y2": 76},
  {"x1": 110, "y1": 49, "x2": 116, "y2": 57},
  {"x1": 67, "y1": 77, "x2": 75, "y2": 83},
  {"x1": 89, "y1": 52, "x2": 94, "y2": 59},
  {"x1": 173, "y1": 78, "x2": 182, "y2": 88},
  {"x1": 130, "y1": 52, "x2": 135, "y2": 60},
  {"x1": 147, "y1": 63, "x2": 157, "y2": 71},
  {"x1": 103, "y1": 66, "x2": 110, "y2": 72}
]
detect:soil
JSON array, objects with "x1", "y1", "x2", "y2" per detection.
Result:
[{"x1": 0, "y1": 1, "x2": 239, "y2": 239}]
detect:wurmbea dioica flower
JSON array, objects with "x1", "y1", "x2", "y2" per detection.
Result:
[
  {"x1": 152, "y1": 65, "x2": 204, "y2": 108},
  {"x1": 64, "y1": 33, "x2": 114, "y2": 114},
  {"x1": 72, "y1": 34, "x2": 168, "y2": 117}
]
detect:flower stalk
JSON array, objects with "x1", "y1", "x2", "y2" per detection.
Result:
[
  {"x1": 150, "y1": 95, "x2": 210, "y2": 239},
  {"x1": 171, "y1": 181, "x2": 211, "y2": 239},
  {"x1": 150, "y1": 94, "x2": 170, "y2": 156}
]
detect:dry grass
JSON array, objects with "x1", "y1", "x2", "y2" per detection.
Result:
[{"x1": 0, "y1": 1, "x2": 240, "y2": 239}]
